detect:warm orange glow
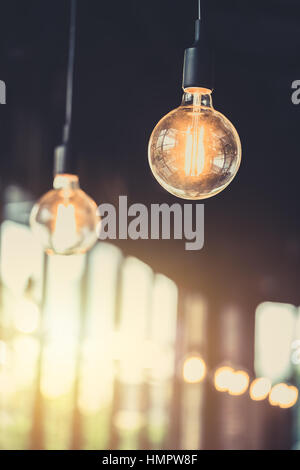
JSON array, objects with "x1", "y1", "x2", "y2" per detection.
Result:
[
  {"x1": 148, "y1": 88, "x2": 241, "y2": 200},
  {"x1": 184, "y1": 124, "x2": 205, "y2": 176},
  {"x1": 269, "y1": 383, "x2": 298, "y2": 408},
  {"x1": 249, "y1": 377, "x2": 271, "y2": 401},
  {"x1": 214, "y1": 367, "x2": 249, "y2": 395},
  {"x1": 214, "y1": 366, "x2": 234, "y2": 392},
  {"x1": 228, "y1": 370, "x2": 249, "y2": 396},
  {"x1": 183, "y1": 356, "x2": 206, "y2": 383},
  {"x1": 184, "y1": 87, "x2": 212, "y2": 94},
  {"x1": 30, "y1": 173, "x2": 99, "y2": 255}
]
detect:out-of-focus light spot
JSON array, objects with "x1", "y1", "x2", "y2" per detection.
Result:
[
  {"x1": 269, "y1": 383, "x2": 298, "y2": 409},
  {"x1": 255, "y1": 302, "x2": 296, "y2": 382},
  {"x1": 269, "y1": 383, "x2": 286, "y2": 407},
  {"x1": 149, "y1": 345, "x2": 174, "y2": 381},
  {"x1": 78, "y1": 339, "x2": 114, "y2": 415},
  {"x1": 114, "y1": 411, "x2": 145, "y2": 432},
  {"x1": 78, "y1": 396, "x2": 101, "y2": 416},
  {"x1": 78, "y1": 377, "x2": 112, "y2": 415},
  {"x1": 183, "y1": 356, "x2": 206, "y2": 383},
  {"x1": 41, "y1": 344, "x2": 75, "y2": 399},
  {"x1": 49, "y1": 252, "x2": 86, "y2": 282},
  {"x1": 0, "y1": 370, "x2": 15, "y2": 398},
  {"x1": 228, "y1": 370, "x2": 249, "y2": 396},
  {"x1": 118, "y1": 257, "x2": 153, "y2": 384},
  {"x1": 1, "y1": 221, "x2": 43, "y2": 295},
  {"x1": 0, "y1": 341, "x2": 7, "y2": 365},
  {"x1": 85, "y1": 243, "x2": 122, "y2": 341},
  {"x1": 0, "y1": 411, "x2": 14, "y2": 427},
  {"x1": 214, "y1": 367, "x2": 249, "y2": 395},
  {"x1": 112, "y1": 332, "x2": 145, "y2": 384},
  {"x1": 112, "y1": 333, "x2": 174, "y2": 383},
  {"x1": 13, "y1": 297, "x2": 40, "y2": 334},
  {"x1": 151, "y1": 274, "x2": 178, "y2": 345},
  {"x1": 119, "y1": 257, "x2": 152, "y2": 335},
  {"x1": 148, "y1": 274, "x2": 177, "y2": 381},
  {"x1": 214, "y1": 366, "x2": 234, "y2": 392},
  {"x1": 249, "y1": 377, "x2": 271, "y2": 401},
  {"x1": 12, "y1": 336, "x2": 40, "y2": 387}
]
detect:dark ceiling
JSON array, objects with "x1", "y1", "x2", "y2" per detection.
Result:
[{"x1": 0, "y1": 0, "x2": 300, "y2": 305}]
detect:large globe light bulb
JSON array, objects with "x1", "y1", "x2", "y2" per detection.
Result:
[
  {"x1": 30, "y1": 174, "x2": 100, "y2": 255},
  {"x1": 148, "y1": 87, "x2": 241, "y2": 200}
]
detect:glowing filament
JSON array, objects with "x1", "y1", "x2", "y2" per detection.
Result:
[{"x1": 184, "y1": 124, "x2": 205, "y2": 177}]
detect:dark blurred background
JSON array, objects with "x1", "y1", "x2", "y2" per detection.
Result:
[{"x1": 0, "y1": 0, "x2": 300, "y2": 449}]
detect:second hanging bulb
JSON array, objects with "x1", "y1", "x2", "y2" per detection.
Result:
[{"x1": 30, "y1": 174, "x2": 100, "y2": 255}]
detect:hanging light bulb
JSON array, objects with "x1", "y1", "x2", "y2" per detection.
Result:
[
  {"x1": 30, "y1": 0, "x2": 100, "y2": 255},
  {"x1": 149, "y1": 87, "x2": 241, "y2": 200},
  {"x1": 148, "y1": 2, "x2": 241, "y2": 200},
  {"x1": 30, "y1": 173, "x2": 99, "y2": 255}
]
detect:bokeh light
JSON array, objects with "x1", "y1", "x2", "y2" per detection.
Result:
[
  {"x1": 13, "y1": 297, "x2": 40, "y2": 334},
  {"x1": 114, "y1": 411, "x2": 145, "y2": 432},
  {"x1": 249, "y1": 377, "x2": 271, "y2": 401},
  {"x1": 183, "y1": 356, "x2": 206, "y2": 383},
  {"x1": 12, "y1": 336, "x2": 40, "y2": 387},
  {"x1": 228, "y1": 370, "x2": 249, "y2": 396},
  {"x1": 214, "y1": 366, "x2": 234, "y2": 392},
  {"x1": 269, "y1": 383, "x2": 299, "y2": 409},
  {"x1": 214, "y1": 367, "x2": 249, "y2": 396},
  {"x1": 0, "y1": 340, "x2": 7, "y2": 366},
  {"x1": 41, "y1": 343, "x2": 76, "y2": 399}
]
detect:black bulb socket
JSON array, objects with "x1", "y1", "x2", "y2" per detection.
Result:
[
  {"x1": 54, "y1": 143, "x2": 76, "y2": 176},
  {"x1": 182, "y1": 19, "x2": 214, "y2": 91}
]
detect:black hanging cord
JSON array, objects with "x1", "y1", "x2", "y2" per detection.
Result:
[
  {"x1": 54, "y1": 0, "x2": 77, "y2": 175},
  {"x1": 63, "y1": 0, "x2": 77, "y2": 146},
  {"x1": 182, "y1": 0, "x2": 213, "y2": 90}
]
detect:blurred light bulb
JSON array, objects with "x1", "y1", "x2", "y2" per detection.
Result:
[
  {"x1": 30, "y1": 174, "x2": 100, "y2": 255},
  {"x1": 214, "y1": 366, "x2": 234, "y2": 392},
  {"x1": 227, "y1": 370, "x2": 249, "y2": 396},
  {"x1": 183, "y1": 355, "x2": 206, "y2": 383},
  {"x1": 269, "y1": 383, "x2": 298, "y2": 409},
  {"x1": 148, "y1": 87, "x2": 241, "y2": 200},
  {"x1": 249, "y1": 377, "x2": 271, "y2": 401}
]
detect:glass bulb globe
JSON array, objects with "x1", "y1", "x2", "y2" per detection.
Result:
[
  {"x1": 148, "y1": 87, "x2": 241, "y2": 200},
  {"x1": 30, "y1": 174, "x2": 100, "y2": 255}
]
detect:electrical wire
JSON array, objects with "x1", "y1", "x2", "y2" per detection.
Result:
[
  {"x1": 198, "y1": 0, "x2": 201, "y2": 20},
  {"x1": 63, "y1": 0, "x2": 77, "y2": 148}
]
